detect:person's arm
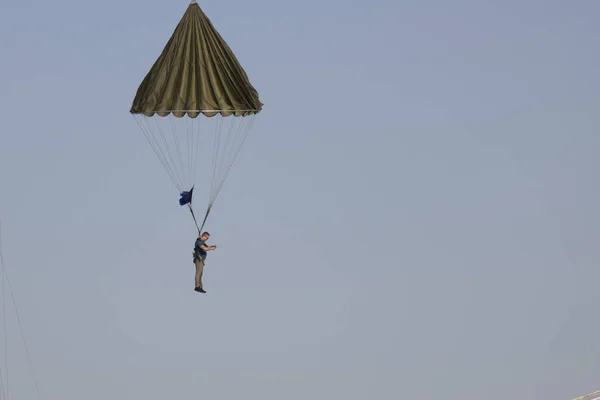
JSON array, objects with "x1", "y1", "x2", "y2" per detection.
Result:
[{"x1": 200, "y1": 244, "x2": 217, "y2": 251}]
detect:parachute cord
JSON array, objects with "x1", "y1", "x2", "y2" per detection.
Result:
[
  {"x1": 187, "y1": 204, "x2": 201, "y2": 235},
  {"x1": 198, "y1": 205, "x2": 212, "y2": 234},
  {"x1": 186, "y1": 203, "x2": 211, "y2": 237}
]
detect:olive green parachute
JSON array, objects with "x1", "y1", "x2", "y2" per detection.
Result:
[
  {"x1": 130, "y1": 1, "x2": 263, "y2": 118},
  {"x1": 130, "y1": 1, "x2": 263, "y2": 232}
]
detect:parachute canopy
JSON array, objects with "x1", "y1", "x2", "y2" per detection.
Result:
[
  {"x1": 130, "y1": 1, "x2": 263, "y2": 118},
  {"x1": 130, "y1": 1, "x2": 263, "y2": 232}
]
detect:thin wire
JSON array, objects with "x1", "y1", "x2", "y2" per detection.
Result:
[
  {"x1": 193, "y1": 116, "x2": 202, "y2": 188},
  {"x1": 211, "y1": 116, "x2": 257, "y2": 204},
  {"x1": 1, "y1": 221, "x2": 8, "y2": 400},
  {"x1": 215, "y1": 116, "x2": 239, "y2": 187},
  {"x1": 0, "y1": 357, "x2": 5, "y2": 400},
  {"x1": 154, "y1": 118, "x2": 184, "y2": 191},
  {"x1": 169, "y1": 114, "x2": 187, "y2": 189},
  {"x1": 3, "y1": 275, "x2": 41, "y2": 398},
  {"x1": 187, "y1": 116, "x2": 193, "y2": 188},
  {"x1": 210, "y1": 117, "x2": 223, "y2": 204},
  {"x1": 217, "y1": 116, "x2": 253, "y2": 191},
  {"x1": 0, "y1": 223, "x2": 42, "y2": 399},
  {"x1": 133, "y1": 115, "x2": 181, "y2": 191},
  {"x1": 210, "y1": 116, "x2": 257, "y2": 204}
]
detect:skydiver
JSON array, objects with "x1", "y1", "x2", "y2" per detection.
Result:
[{"x1": 193, "y1": 231, "x2": 217, "y2": 293}]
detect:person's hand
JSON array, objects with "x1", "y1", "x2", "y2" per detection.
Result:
[{"x1": 212, "y1": 245, "x2": 218, "y2": 250}]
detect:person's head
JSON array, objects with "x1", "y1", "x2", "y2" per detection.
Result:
[{"x1": 200, "y1": 231, "x2": 210, "y2": 241}]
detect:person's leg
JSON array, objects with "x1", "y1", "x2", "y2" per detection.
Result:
[{"x1": 195, "y1": 258, "x2": 204, "y2": 290}]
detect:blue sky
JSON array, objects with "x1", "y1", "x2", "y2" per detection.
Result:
[{"x1": 1, "y1": 0, "x2": 599, "y2": 399}]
